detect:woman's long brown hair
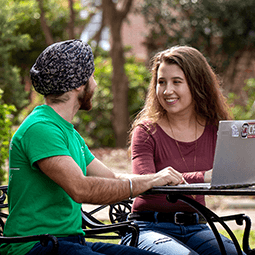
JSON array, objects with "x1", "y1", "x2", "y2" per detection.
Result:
[{"x1": 128, "y1": 45, "x2": 232, "y2": 153}]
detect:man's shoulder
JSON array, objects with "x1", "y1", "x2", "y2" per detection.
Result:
[
  {"x1": 20, "y1": 105, "x2": 70, "y2": 132},
  {"x1": 13, "y1": 108, "x2": 66, "y2": 145},
  {"x1": 20, "y1": 105, "x2": 52, "y2": 125}
]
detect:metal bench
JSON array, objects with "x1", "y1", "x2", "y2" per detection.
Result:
[{"x1": 0, "y1": 185, "x2": 139, "y2": 253}]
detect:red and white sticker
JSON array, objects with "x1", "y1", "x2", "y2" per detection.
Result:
[{"x1": 241, "y1": 122, "x2": 255, "y2": 139}]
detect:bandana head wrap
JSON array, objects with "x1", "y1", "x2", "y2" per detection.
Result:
[{"x1": 30, "y1": 39, "x2": 94, "y2": 96}]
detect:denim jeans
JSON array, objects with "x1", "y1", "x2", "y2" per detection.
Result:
[
  {"x1": 120, "y1": 221, "x2": 245, "y2": 255},
  {"x1": 26, "y1": 235, "x2": 159, "y2": 255}
]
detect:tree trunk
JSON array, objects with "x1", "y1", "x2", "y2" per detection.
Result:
[
  {"x1": 37, "y1": 0, "x2": 54, "y2": 45},
  {"x1": 68, "y1": 0, "x2": 75, "y2": 39},
  {"x1": 102, "y1": 0, "x2": 133, "y2": 148},
  {"x1": 111, "y1": 22, "x2": 129, "y2": 147}
]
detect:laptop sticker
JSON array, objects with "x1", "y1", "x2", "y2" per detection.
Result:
[
  {"x1": 231, "y1": 124, "x2": 239, "y2": 137},
  {"x1": 241, "y1": 122, "x2": 255, "y2": 139}
]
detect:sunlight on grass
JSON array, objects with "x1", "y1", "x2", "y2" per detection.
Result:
[
  {"x1": 86, "y1": 236, "x2": 120, "y2": 245},
  {"x1": 85, "y1": 231, "x2": 120, "y2": 245},
  {"x1": 85, "y1": 220, "x2": 120, "y2": 244},
  {"x1": 220, "y1": 229, "x2": 255, "y2": 249}
]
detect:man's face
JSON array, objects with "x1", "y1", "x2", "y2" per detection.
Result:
[{"x1": 78, "y1": 75, "x2": 97, "y2": 111}]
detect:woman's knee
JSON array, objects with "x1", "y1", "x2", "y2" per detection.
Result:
[{"x1": 122, "y1": 230, "x2": 198, "y2": 255}]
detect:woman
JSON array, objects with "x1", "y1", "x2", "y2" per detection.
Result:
[{"x1": 121, "y1": 46, "x2": 244, "y2": 254}]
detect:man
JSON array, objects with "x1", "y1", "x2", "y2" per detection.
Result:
[{"x1": 0, "y1": 39, "x2": 183, "y2": 255}]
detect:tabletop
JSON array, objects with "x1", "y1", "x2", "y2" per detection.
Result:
[{"x1": 147, "y1": 185, "x2": 255, "y2": 196}]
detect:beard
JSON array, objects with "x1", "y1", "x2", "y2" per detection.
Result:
[{"x1": 78, "y1": 87, "x2": 94, "y2": 111}]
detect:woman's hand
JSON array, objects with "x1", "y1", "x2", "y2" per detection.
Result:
[{"x1": 204, "y1": 169, "x2": 213, "y2": 183}]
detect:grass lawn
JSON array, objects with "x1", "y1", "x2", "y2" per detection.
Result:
[{"x1": 219, "y1": 229, "x2": 255, "y2": 249}]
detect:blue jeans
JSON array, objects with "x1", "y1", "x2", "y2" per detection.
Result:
[
  {"x1": 120, "y1": 221, "x2": 245, "y2": 255},
  {"x1": 26, "y1": 235, "x2": 159, "y2": 255}
]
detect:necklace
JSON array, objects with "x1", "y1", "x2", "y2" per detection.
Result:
[{"x1": 167, "y1": 116, "x2": 198, "y2": 172}]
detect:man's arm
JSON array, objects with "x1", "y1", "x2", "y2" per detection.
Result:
[
  {"x1": 37, "y1": 155, "x2": 183, "y2": 205},
  {"x1": 86, "y1": 157, "x2": 116, "y2": 178}
]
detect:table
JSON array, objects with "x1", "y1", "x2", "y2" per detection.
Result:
[{"x1": 146, "y1": 186, "x2": 255, "y2": 255}]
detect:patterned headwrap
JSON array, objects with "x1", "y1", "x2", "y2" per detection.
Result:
[{"x1": 30, "y1": 39, "x2": 94, "y2": 96}]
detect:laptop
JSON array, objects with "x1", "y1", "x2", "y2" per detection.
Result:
[{"x1": 170, "y1": 120, "x2": 255, "y2": 189}]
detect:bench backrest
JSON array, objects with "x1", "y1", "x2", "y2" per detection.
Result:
[{"x1": 0, "y1": 186, "x2": 8, "y2": 235}]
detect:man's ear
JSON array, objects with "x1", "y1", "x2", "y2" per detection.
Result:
[{"x1": 75, "y1": 86, "x2": 83, "y2": 92}]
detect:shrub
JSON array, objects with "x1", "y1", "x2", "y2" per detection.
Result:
[
  {"x1": 0, "y1": 89, "x2": 16, "y2": 184},
  {"x1": 228, "y1": 78, "x2": 255, "y2": 119}
]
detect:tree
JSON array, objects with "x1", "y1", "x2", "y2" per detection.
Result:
[
  {"x1": 0, "y1": 90, "x2": 16, "y2": 184},
  {"x1": 35, "y1": 0, "x2": 79, "y2": 45},
  {"x1": 2, "y1": 0, "x2": 86, "y2": 121},
  {"x1": 4, "y1": 0, "x2": 149, "y2": 148},
  {"x1": 81, "y1": 0, "x2": 134, "y2": 147},
  {"x1": 0, "y1": 0, "x2": 32, "y2": 118},
  {"x1": 137, "y1": 0, "x2": 255, "y2": 95},
  {"x1": 101, "y1": 0, "x2": 133, "y2": 147}
]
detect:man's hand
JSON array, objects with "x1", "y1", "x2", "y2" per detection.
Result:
[{"x1": 152, "y1": 167, "x2": 183, "y2": 186}]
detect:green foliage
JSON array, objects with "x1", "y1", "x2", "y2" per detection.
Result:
[
  {"x1": 2, "y1": 65, "x2": 30, "y2": 118},
  {"x1": 0, "y1": 90, "x2": 16, "y2": 184},
  {"x1": 1, "y1": 0, "x2": 86, "y2": 121},
  {"x1": 0, "y1": 0, "x2": 31, "y2": 116},
  {"x1": 10, "y1": 0, "x2": 72, "y2": 73},
  {"x1": 74, "y1": 56, "x2": 151, "y2": 148},
  {"x1": 228, "y1": 78, "x2": 255, "y2": 120},
  {"x1": 138, "y1": 0, "x2": 255, "y2": 70},
  {"x1": 126, "y1": 56, "x2": 151, "y2": 120}
]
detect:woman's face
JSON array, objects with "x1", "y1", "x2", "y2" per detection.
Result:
[{"x1": 156, "y1": 62, "x2": 195, "y2": 117}]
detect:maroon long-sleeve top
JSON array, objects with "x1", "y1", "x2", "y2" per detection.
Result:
[{"x1": 131, "y1": 122, "x2": 218, "y2": 213}]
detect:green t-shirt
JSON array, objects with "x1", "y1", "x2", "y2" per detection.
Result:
[{"x1": 0, "y1": 105, "x2": 95, "y2": 255}]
